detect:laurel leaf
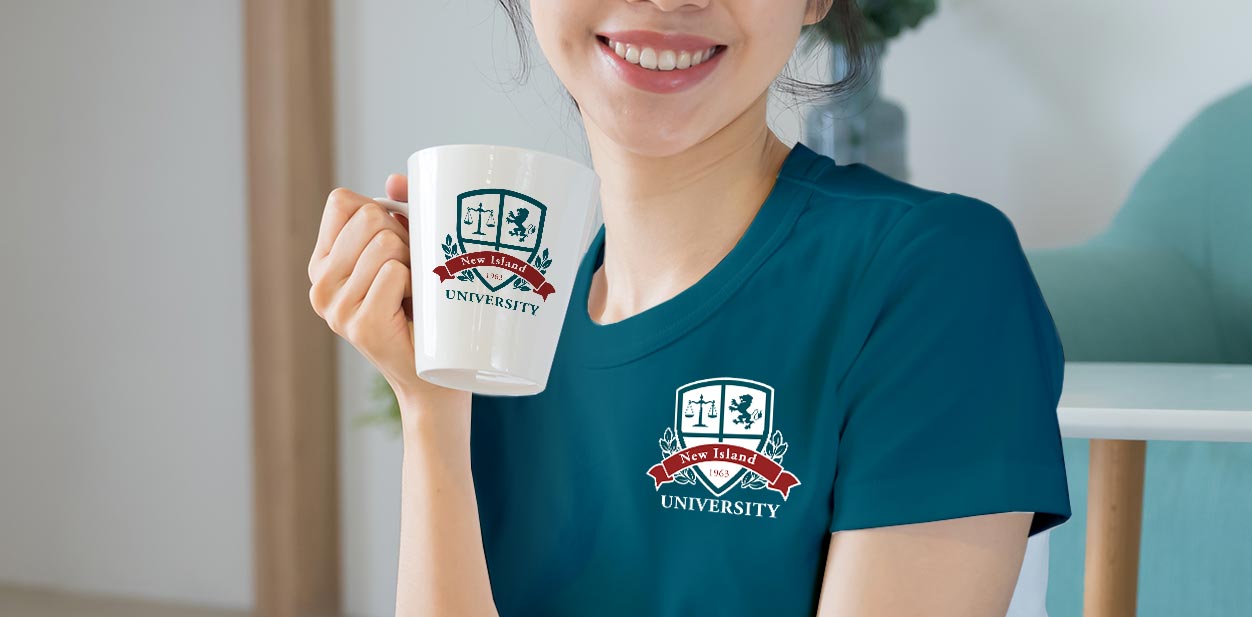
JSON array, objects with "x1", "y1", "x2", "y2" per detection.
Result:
[
  {"x1": 441, "y1": 237, "x2": 457, "y2": 259},
  {"x1": 772, "y1": 443, "x2": 788, "y2": 460},
  {"x1": 742, "y1": 472, "x2": 767, "y2": 490}
]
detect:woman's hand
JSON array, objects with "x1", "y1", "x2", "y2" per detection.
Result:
[
  {"x1": 307, "y1": 174, "x2": 449, "y2": 403},
  {"x1": 309, "y1": 176, "x2": 496, "y2": 616}
]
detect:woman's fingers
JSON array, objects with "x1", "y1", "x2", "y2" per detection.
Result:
[
  {"x1": 361, "y1": 258, "x2": 412, "y2": 340},
  {"x1": 327, "y1": 227, "x2": 412, "y2": 328},
  {"x1": 385, "y1": 174, "x2": 410, "y2": 228},
  {"x1": 310, "y1": 187, "x2": 407, "y2": 283},
  {"x1": 322, "y1": 200, "x2": 408, "y2": 279},
  {"x1": 356, "y1": 259, "x2": 417, "y2": 381},
  {"x1": 312, "y1": 187, "x2": 367, "y2": 262},
  {"x1": 309, "y1": 195, "x2": 409, "y2": 322},
  {"x1": 385, "y1": 173, "x2": 408, "y2": 202}
]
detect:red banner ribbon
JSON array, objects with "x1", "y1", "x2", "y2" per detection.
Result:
[
  {"x1": 433, "y1": 250, "x2": 555, "y2": 300},
  {"x1": 646, "y1": 443, "x2": 801, "y2": 500}
]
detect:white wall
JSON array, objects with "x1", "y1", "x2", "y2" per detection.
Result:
[
  {"x1": 879, "y1": 0, "x2": 1252, "y2": 246},
  {"x1": 333, "y1": 1, "x2": 1251, "y2": 616},
  {"x1": 0, "y1": 1, "x2": 252, "y2": 610}
]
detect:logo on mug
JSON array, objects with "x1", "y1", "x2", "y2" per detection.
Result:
[{"x1": 433, "y1": 188, "x2": 556, "y2": 301}]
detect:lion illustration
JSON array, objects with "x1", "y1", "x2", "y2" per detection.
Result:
[
  {"x1": 507, "y1": 207, "x2": 535, "y2": 243},
  {"x1": 729, "y1": 394, "x2": 762, "y2": 429}
]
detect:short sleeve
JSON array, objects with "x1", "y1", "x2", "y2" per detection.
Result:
[{"x1": 829, "y1": 194, "x2": 1071, "y2": 537}]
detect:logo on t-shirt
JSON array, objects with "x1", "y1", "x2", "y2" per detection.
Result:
[
  {"x1": 432, "y1": 189, "x2": 556, "y2": 315},
  {"x1": 646, "y1": 377, "x2": 801, "y2": 518}
]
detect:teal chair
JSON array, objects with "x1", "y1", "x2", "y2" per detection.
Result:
[{"x1": 1024, "y1": 82, "x2": 1252, "y2": 616}]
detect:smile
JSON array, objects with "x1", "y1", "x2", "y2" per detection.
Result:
[
  {"x1": 595, "y1": 32, "x2": 726, "y2": 94},
  {"x1": 599, "y1": 35, "x2": 722, "y2": 71}
]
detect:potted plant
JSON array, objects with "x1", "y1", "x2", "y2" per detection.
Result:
[
  {"x1": 803, "y1": 0, "x2": 937, "y2": 49},
  {"x1": 800, "y1": 0, "x2": 938, "y2": 181}
]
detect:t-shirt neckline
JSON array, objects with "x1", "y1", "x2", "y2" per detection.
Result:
[{"x1": 565, "y1": 141, "x2": 824, "y2": 368}]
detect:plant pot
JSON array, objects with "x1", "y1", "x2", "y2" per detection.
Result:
[{"x1": 804, "y1": 41, "x2": 909, "y2": 181}]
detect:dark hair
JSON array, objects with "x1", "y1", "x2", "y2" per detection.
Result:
[{"x1": 493, "y1": 0, "x2": 873, "y2": 109}]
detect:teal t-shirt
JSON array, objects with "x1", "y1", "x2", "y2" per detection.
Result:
[{"x1": 470, "y1": 141, "x2": 1071, "y2": 616}]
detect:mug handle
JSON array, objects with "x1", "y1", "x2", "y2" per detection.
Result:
[{"x1": 371, "y1": 197, "x2": 409, "y2": 219}]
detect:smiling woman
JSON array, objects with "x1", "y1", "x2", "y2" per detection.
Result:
[
  {"x1": 306, "y1": 1, "x2": 1072, "y2": 616},
  {"x1": 497, "y1": 0, "x2": 873, "y2": 107}
]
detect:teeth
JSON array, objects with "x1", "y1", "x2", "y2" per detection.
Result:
[
  {"x1": 657, "y1": 50, "x2": 676, "y2": 71},
  {"x1": 638, "y1": 47, "x2": 657, "y2": 70},
  {"x1": 604, "y1": 38, "x2": 719, "y2": 72}
]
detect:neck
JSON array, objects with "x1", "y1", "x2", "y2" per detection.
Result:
[{"x1": 579, "y1": 93, "x2": 792, "y2": 325}]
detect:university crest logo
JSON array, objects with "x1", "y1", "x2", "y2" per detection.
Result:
[
  {"x1": 646, "y1": 378, "x2": 801, "y2": 507},
  {"x1": 432, "y1": 188, "x2": 557, "y2": 300}
]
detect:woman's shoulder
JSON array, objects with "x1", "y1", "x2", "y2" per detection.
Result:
[{"x1": 787, "y1": 154, "x2": 1022, "y2": 257}]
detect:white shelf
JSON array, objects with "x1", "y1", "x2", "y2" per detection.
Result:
[{"x1": 1057, "y1": 362, "x2": 1252, "y2": 442}]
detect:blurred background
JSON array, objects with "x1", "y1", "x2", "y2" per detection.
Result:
[{"x1": 1, "y1": 1, "x2": 1249, "y2": 616}]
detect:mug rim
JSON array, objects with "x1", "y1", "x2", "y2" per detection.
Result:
[{"x1": 408, "y1": 143, "x2": 597, "y2": 178}]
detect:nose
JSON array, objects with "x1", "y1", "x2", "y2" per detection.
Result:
[{"x1": 630, "y1": 0, "x2": 711, "y2": 11}]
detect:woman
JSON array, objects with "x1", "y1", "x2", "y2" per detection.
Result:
[{"x1": 307, "y1": 0, "x2": 1071, "y2": 615}]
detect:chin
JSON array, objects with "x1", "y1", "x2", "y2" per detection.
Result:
[
  {"x1": 579, "y1": 99, "x2": 713, "y2": 158},
  {"x1": 606, "y1": 125, "x2": 708, "y2": 159}
]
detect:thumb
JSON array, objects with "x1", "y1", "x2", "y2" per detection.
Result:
[
  {"x1": 384, "y1": 173, "x2": 410, "y2": 227},
  {"x1": 385, "y1": 173, "x2": 408, "y2": 203}
]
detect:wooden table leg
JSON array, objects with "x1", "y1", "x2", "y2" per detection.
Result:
[{"x1": 1083, "y1": 439, "x2": 1147, "y2": 617}]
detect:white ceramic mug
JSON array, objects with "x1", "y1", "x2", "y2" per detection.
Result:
[{"x1": 373, "y1": 144, "x2": 600, "y2": 396}]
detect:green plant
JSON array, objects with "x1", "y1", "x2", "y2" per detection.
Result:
[
  {"x1": 358, "y1": 370, "x2": 404, "y2": 435},
  {"x1": 801, "y1": 0, "x2": 938, "y2": 52}
]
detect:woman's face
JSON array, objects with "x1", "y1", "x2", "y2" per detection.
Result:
[{"x1": 530, "y1": 0, "x2": 827, "y2": 158}]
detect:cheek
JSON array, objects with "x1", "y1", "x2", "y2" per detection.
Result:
[
  {"x1": 528, "y1": 3, "x2": 560, "y2": 62},
  {"x1": 529, "y1": 1, "x2": 593, "y2": 86},
  {"x1": 742, "y1": 13, "x2": 804, "y2": 77}
]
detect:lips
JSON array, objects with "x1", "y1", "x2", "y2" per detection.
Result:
[
  {"x1": 594, "y1": 30, "x2": 726, "y2": 94},
  {"x1": 597, "y1": 29, "x2": 723, "y2": 51}
]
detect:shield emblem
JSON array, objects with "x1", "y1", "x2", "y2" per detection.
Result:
[
  {"x1": 675, "y1": 377, "x2": 774, "y2": 496},
  {"x1": 456, "y1": 188, "x2": 548, "y2": 292}
]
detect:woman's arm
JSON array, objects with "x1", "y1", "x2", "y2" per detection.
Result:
[
  {"x1": 395, "y1": 387, "x2": 499, "y2": 617},
  {"x1": 815, "y1": 512, "x2": 1033, "y2": 616}
]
